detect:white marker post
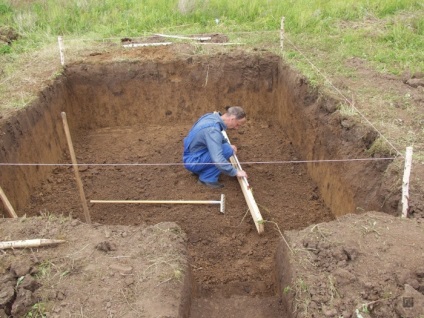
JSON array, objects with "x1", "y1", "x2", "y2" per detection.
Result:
[
  {"x1": 401, "y1": 146, "x2": 413, "y2": 218},
  {"x1": 58, "y1": 36, "x2": 65, "y2": 66},
  {"x1": 280, "y1": 17, "x2": 285, "y2": 51}
]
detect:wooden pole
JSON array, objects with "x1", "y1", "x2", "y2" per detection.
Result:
[
  {"x1": 61, "y1": 112, "x2": 91, "y2": 223},
  {"x1": 155, "y1": 34, "x2": 211, "y2": 41},
  {"x1": 91, "y1": 194, "x2": 226, "y2": 213},
  {"x1": 0, "y1": 239, "x2": 66, "y2": 250},
  {"x1": 0, "y1": 186, "x2": 18, "y2": 218},
  {"x1": 401, "y1": 146, "x2": 413, "y2": 218},
  {"x1": 58, "y1": 36, "x2": 65, "y2": 66},
  {"x1": 280, "y1": 16, "x2": 285, "y2": 51},
  {"x1": 123, "y1": 42, "x2": 172, "y2": 48},
  {"x1": 222, "y1": 131, "x2": 264, "y2": 234}
]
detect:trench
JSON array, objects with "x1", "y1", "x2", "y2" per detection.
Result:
[{"x1": 0, "y1": 48, "x2": 393, "y2": 317}]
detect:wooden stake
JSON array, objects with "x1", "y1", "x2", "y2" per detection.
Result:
[
  {"x1": 58, "y1": 36, "x2": 65, "y2": 66},
  {"x1": 0, "y1": 239, "x2": 66, "y2": 250},
  {"x1": 0, "y1": 186, "x2": 18, "y2": 218},
  {"x1": 401, "y1": 146, "x2": 413, "y2": 218},
  {"x1": 222, "y1": 131, "x2": 264, "y2": 234},
  {"x1": 61, "y1": 112, "x2": 91, "y2": 223},
  {"x1": 280, "y1": 16, "x2": 285, "y2": 51}
]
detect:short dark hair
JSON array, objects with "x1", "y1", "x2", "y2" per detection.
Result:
[{"x1": 226, "y1": 106, "x2": 246, "y2": 120}]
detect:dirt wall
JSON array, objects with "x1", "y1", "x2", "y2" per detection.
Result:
[
  {"x1": 0, "y1": 48, "x2": 394, "y2": 217},
  {"x1": 0, "y1": 81, "x2": 71, "y2": 214},
  {"x1": 274, "y1": 64, "x2": 390, "y2": 216}
]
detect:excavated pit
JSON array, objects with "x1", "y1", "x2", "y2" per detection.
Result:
[{"x1": 0, "y1": 47, "x2": 395, "y2": 317}]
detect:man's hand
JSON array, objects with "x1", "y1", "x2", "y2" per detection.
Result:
[
  {"x1": 231, "y1": 145, "x2": 237, "y2": 153},
  {"x1": 236, "y1": 170, "x2": 247, "y2": 178}
]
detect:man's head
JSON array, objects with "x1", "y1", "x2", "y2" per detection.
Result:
[{"x1": 223, "y1": 106, "x2": 246, "y2": 129}]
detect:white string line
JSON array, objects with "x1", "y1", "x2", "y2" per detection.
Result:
[
  {"x1": 0, "y1": 158, "x2": 396, "y2": 167},
  {"x1": 283, "y1": 36, "x2": 403, "y2": 157}
]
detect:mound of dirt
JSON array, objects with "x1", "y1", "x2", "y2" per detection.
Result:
[
  {"x1": 0, "y1": 217, "x2": 190, "y2": 318},
  {"x1": 1, "y1": 211, "x2": 424, "y2": 317},
  {"x1": 277, "y1": 211, "x2": 424, "y2": 318}
]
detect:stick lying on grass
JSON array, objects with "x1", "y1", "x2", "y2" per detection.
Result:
[{"x1": 0, "y1": 239, "x2": 66, "y2": 250}]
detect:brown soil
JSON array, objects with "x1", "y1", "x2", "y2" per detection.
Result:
[{"x1": 1, "y1": 44, "x2": 424, "y2": 317}]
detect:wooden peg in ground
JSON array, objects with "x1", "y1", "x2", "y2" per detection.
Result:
[{"x1": 0, "y1": 186, "x2": 18, "y2": 218}]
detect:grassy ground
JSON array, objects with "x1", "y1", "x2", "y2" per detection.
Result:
[{"x1": 1, "y1": 0, "x2": 423, "y2": 161}]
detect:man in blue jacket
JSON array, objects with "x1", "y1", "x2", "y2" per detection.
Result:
[{"x1": 183, "y1": 106, "x2": 248, "y2": 188}]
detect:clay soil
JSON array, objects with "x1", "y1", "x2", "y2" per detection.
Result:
[{"x1": 1, "y1": 44, "x2": 424, "y2": 318}]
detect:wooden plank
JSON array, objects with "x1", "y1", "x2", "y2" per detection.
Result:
[
  {"x1": 0, "y1": 186, "x2": 18, "y2": 218},
  {"x1": 222, "y1": 131, "x2": 264, "y2": 234}
]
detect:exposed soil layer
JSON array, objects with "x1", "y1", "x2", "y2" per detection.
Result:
[
  {"x1": 1, "y1": 44, "x2": 424, "y2": 317},
  {"x1": 1, "y1": 45, "x2": 403, "y2": 218},
  {"x1": 277, "y1": 212, "x2": 424, "y2": 318},
  {"x1": 0, "y1": 218, "x2": 191, "y2": 318},
  {"x1": 21, "y1": 120, "x2": 334, "y2": 296}
]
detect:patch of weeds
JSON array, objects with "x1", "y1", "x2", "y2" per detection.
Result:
[
  {"x1": 39, "y1": 209, "x2": 55, "y2": 221},
  {"x1": 293, "y1": 277, "x2": 312, "y2": 316},
  {"x1": 337, "y1": 101, "x2": 357, "y2": 117},
  {"x1": 25, "y1": 302, "x2": 46, "y2": 318},
  {"x1": 154, "y1": 264, "x2": 185, "y2": 287},
  {"x1": 35, "y1": 260, "x2": 52, "y2": 279},
  {"x1": 355, "y1": 304, "x2": 370, "y2": 317},
  {"x1": 366, "y1": 136, "x2": 396, "y2": 157},
  {"x1": 328, "y1": 275, "x2": 340, "y2": 304},
  {"x1": 49, "y1": 69, "x2": 64, "y2": 80},
  {"x1": 310, "y1": 224, "x2": 332, "y2": 242},
  {"x1": 39, "y1": 209, "x2": 71, "y2": 224},
  {"x1": 360, "y1": 219, "x2": 381, "y2": 237},
  {"x1": 414, "y1": 152, "x2": 424, "y2": 165},
  {"x1": 0, "y1": 44, "x2": 12, "y2": 54},
  {"x1": 192, "y1": 43, "x2": 205, "y2": 55},
  {"x1": 6, "y1": 94, "x2": 36, "y2": 110}
]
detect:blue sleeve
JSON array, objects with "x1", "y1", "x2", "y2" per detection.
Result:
[{"x1": 204, "y1": 127, "x2": 237, "y2": 176}]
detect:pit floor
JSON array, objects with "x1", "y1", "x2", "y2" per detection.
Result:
[{"x1": 21, "y1": 119, "x2": 334, "y2": 315}]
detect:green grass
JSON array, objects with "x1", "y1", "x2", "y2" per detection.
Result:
[
  {"x1": 1, "y1": 0, "x2": 423, "y2": 74},
  {"x1": 0, "y1": 0, "x2": 422, "y2": 110}
]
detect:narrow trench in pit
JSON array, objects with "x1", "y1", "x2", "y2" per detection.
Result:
[{"x1": 1, "y1": 47, "x2": 393, "y2": 317}]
